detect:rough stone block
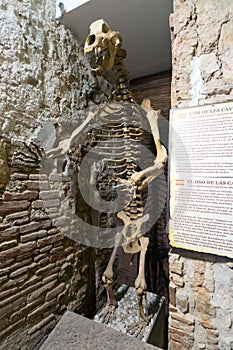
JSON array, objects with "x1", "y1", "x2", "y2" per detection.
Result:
[
  {"x1": 0, "y1": 226, "x2": 19, "y2": 242},
  {"x1": 206, "y1": 336, "x2": 218, "y2": 345},
  {"x1": 169, "y1": 317, "x2": 194, "y2": 333},
  {"x1": 15, "y1": 248, "x2": 39, "y2": 262},
  {"x1": 27, "y1": 299, "x2": 57, "y2": 324},
  {"x1": 169, "y1": 339, "x2": 184, "y2": 350},
  {"x1": 27, "y1": 280, "x2": 57, "y2": 303},
  {"x1": 38, "y1": 257, "x2": 50, "y2": 267},
  {"x1": 0, "y1": 200, "x2": 30, "y2": 215},
  {"x1": 37, "y1": 233, "x2": 63, "y2": 248},
  {"x1": 39, "y1": 311, "x2": 158, "y2": 350},
  {"x1": 0, "y1": 317, "x2": 9, "y2": 333},
  {"x1": 0, "y1": 239, "x2": 17, "y2": 250},
  {"x1": 29, "y1": 174, "x2": 48, "y2": 180},
  {"x1": 0, "y1": 296, "x2": 26, "y2": 319},
  {"x1": 42, "y1": 199, "x2": 60, "y2": 208},
  {"x1": 170, "y1": 326, "x2": 194, "y2": 340},
  {"x1": 171, "y1": 311, "x2": 194, "y2": 325},
  {"x1": 170, "y1": 332, "x2": 194, "y2": 349},
  {"x1": 20, "y1": 220, "x2": 51, "y2": 234},
  {"x1": 0, "y1": 276, "x2": 8, "y2": 284},
  {"x1": 19, "y1": 241, "x2": 37, "y2": 253},
  {"x1": 170, "y1": 272, "x2": 184, "y2": 287},
  {"x1": 200, "y1": 53, "x2": 219, "y2": 81},
  {"x1": 195, "y1": 288, "x2": 216, "y2": 317},
  {"x1": 170, "y1": 261, "x2": 183, "y2": 275},
  {"x1": 4, "y1": 210, "x2": 30, "y2": 222},
  {"x1": 10, "y1": 258, "x2": 32, "y2": 272},
  {"x1": 0, "y1": 267, "x2": 10, "y2": 277},
  {"x1": 20, "y1": 229, "x2": 47, "y2": 243},
  {"x1": 34, "y1": 253, "x2": 47, "y2": 262},
  {"x1": 9, "y1": 265, "x2": 29, "y2": 278},
  {"x1": 42, "y1": 273, "x2": 58, "y2": 285},
  {"x1": 0, "y1": 319, "x2": 26, "y2": 340},
  {"x1": 3, "y1": 191, "x2": 38, "y2": 201},
  {"x1": 47, "y1": 228, "x2": 59, "y2": 235},
  {"x1": 21, "y1": 281, "x2": 44, "y2": 299},
  {"x1": 11, "y1": 173, "x2": 28, "y2": 180},
  {"x1": 219, "y1": 17, "x2": 233, "y2": 83},
  {"x1": 0, "y1": 246, "x2": 19, "y2": 260},
  {"x1": 40, "y1": 245, "x2": 53, "y2": 253},
  {"x1": 32, "y1": 200, "x2": 44, "y2": 209},
  {"x1": 24, "y1": 180, "x2": 49, "y2": 191},
  {"x1": 28, "y1": 314, "x2": 55, "y2": 335},
  {"x1": 35, "y1": 264, "x2": 59, "y2": 277},
  {"x1": 176, "y1": 290, "x2": 189, "y2": 313},
  {"x1": 45, "y1": 283, "x2": 65, "y2": 301},
  {"x1": 2, "y1": 272, "x2": 29, "y2": 290},
  {"x1": 39, "y1": 191, "x2": 60, "y2": 199},
  {"x1": 0, "y1": 258, "x2": 14, "y2": 269}
]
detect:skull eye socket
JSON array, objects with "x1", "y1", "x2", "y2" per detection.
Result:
[
  {"x1": 102, "y1": 23, "x2": 109, "y2": 34},
  {"x1": 87, "y1": 34, "x2": 96, "y2": 46}
]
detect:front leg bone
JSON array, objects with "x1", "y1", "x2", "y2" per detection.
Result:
[
  {"x1": 131, "y1": 99, "x2": 167, "y2": 188},
  {"x1": 141, "y1": 99, "x2": 167, "y2": 163},
  {"x1": 46, "y1": 112, "x2": 95, "y2": 158}
]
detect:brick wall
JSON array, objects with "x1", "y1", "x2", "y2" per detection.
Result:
[
  {"x1": 0, "y1": 0, "x2": 112, "y2": 349},
  {"x1": 169, "y1": 1, "x2": 233, "y2": 349},
  {"x1": 0, "y1": 169, "x2": 96, "y2": 349}
]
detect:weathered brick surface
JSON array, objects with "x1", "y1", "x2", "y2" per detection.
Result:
[
  {"x1": 3, "y1": 191, "x2": 38, "y2": 201},
  {"x1": 45, "y1": 283, "x2": 65, "y2": 301},
  {"x1": 0, "y1": 296, "x2": 26, "y2": 319},
  {"x1": 20, "y1": 220, "x2": 51, "y2": 234},
  {"x1": 23, "y1": 180, "x2": 49, "y2": 191},
  {"x1": 0, "y1": 227, "x2": 19, "y2": 242},
  {"x1": 4, "y1": 210, "x2": 30, "y2": 223},
  {"x1": 0, "y1": 200, "x2": 30, "y2": 215},
  {"x1": 0, "y1": 239, "x2": 17, "y2": 250},
  {"x1": 28, "y1": 313, "x2": 55, "y2": 335},
  {"x1": 20, "y1": 229, "x2": 47, "y2": 243},
  {"x1": 32, "y1": 200, "x2": 44, "y2": 209}
]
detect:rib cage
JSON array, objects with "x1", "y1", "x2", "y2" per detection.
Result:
[{"x1": 69, "y1": 102, "x2": 156, "y2": 237}]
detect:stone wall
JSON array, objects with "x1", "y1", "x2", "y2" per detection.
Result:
[
  {"x1": 0, "y1": 1, "x2": 112, "y2": 349},
  {"x1": 169, "y1": 1, "x2": 233, "y2": 349}
]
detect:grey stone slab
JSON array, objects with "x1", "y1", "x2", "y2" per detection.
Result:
[
  {"x1": 40, "y1": 311, "x2": 160, "y2": 350},
  {"x1": 94, "y1": 285, "x2": 165, "y2": 347}
]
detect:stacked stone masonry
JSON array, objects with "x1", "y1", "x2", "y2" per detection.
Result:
[
  {"x1": 169, "y1": 0, "x2": 233, "y2": 349},
  {"x1": 0, "y1": 0, "x2": 113, "y2": 349},
  {"x1": 0, "y1": 170, "x2": 97, "y2": 350}
]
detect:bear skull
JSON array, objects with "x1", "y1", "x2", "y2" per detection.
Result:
[{"x1": 84, "y1": 19, "x2": 122, "y2": 75}]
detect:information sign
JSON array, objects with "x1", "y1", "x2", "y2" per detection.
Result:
[{"x1": 169, "y1": 102, "x2": 233, "y2": 258}]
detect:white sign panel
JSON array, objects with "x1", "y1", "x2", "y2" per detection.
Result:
[{"x1": 169, "y1": 102, "x2": 233, "y2": 258}]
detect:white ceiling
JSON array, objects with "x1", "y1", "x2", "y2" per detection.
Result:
[{"x1": 59, "y1": 0, "x2": 173, "y2": 79}]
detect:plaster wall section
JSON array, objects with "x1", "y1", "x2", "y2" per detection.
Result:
[
  {"x1": 0, "y1": 0, "x2": 110, "y2": 141},
  {"x1": 0, "y1": 0, "x2": 112, "y2": 349},
  {"x1": 169, "y1": 0, "x2": 233, "y2": 349}
]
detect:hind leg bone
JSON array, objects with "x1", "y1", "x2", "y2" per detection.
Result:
[
  {"x1": 135, "y1": 236, "x2": 150, "y2": 323},
  {"x1": 100, "y1": 231, "x2": 122, "y2": 322}
]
